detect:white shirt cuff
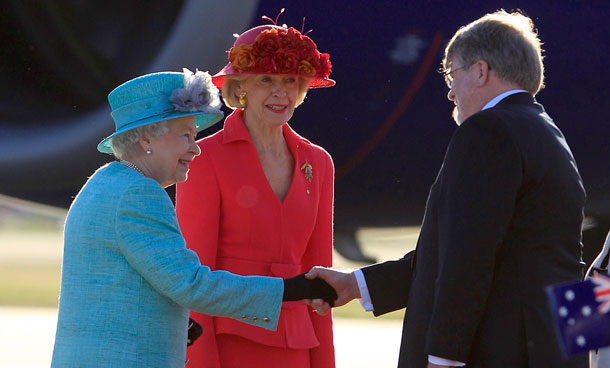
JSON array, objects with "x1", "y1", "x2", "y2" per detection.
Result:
[
  {"x1": 353, "y1": 269, "x2": 374, "y2": 312},
  {"x1": 428, "y1": 355, "x2": 466, "y2": 366}
]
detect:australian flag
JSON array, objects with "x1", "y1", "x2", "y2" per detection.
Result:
[{"x1": 546, "y1": 274, "x2": 610, "y2": 356}]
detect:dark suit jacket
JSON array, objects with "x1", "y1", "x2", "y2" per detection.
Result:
[{"x1": 362, "y1": 93, "x2": 588, "y2": 367}]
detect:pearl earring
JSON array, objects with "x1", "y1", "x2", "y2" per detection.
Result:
[{"x1": 146, "y1": 147, "x2": 152, "y2": 155}]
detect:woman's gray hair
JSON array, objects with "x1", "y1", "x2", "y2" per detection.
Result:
[
  {"x1": 443, "y1": 10, "x2": 544, "y2": 95},
  {"x1": 221, "y1": 75, "x2": 310, "y2": 110},
  {"x1": 109, "y1": 120, "x2": 169, "y2": 159}
]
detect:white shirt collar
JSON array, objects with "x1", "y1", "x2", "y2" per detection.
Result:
[{"x1": 482, "y1": 89, "x2": 528, "y2": 110}]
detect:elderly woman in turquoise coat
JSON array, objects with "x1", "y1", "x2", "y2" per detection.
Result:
[{"x1": 51, "y1": 69, "x2": 336, "y2": 367}]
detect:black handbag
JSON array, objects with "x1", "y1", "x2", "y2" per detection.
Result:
[{"x1": 187, "y1": 318, "x2": 202, "y2": 347}]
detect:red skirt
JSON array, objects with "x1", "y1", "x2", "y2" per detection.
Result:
[{"x1": 214, "y1": 333, "x2": 311, "y2": 368}]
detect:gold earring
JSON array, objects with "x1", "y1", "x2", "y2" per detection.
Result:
[{"x1": 239, "y1": 92, "x2": 247, "y2": 107}]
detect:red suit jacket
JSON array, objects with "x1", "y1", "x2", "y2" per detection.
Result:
[{"x1": 176, "y1": 109, "x2": 335, "y2": 367}]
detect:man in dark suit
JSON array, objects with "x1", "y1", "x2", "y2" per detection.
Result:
[{"x1": 307, "y1": 10, "x2": 588, "y2": 368}]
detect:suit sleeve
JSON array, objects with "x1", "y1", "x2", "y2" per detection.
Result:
[
  {"x1": 425, "y1": 115, "x2": 522, "y2": 361},
  {"x1": 114, "y1": 177, "x2": 283, "y2": 327},
  {"x1": 300, "y1": 149, "x2": 335, "y2": 367},
  {"x1": 175, "y1": 147, "x2": 223, "y2": 367},
  {"x1": 361, "y1": 250, "x2": 415, "y2": 316}
]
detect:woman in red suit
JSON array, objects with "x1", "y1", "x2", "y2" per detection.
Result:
[{"x1": 175, "y1": 18, "x2": 336, "y2": 368}]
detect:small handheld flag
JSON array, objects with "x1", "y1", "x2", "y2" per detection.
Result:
[{"x1": 546, "y1": 274, "x2": 610, "y2": 356}]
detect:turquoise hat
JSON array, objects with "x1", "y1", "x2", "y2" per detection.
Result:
[{"x1": 97, "y1": 68, "x2": 224, "y2": 153}]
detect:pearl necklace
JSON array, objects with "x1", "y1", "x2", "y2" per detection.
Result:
[{"x1": 120, "y1": 160, "x2": 144, "y2": 175}]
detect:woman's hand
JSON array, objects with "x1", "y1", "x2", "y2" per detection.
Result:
[{"x1": 282, "y1": 272, "x2": 337, "y2": 306}]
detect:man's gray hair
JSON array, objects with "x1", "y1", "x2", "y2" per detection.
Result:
[
  {"x1": 443, "y1": 10, "x2": 544, "y2": 95},
  {"x1": 109, "y1": 120, "x2": 169, "y2": 159}
]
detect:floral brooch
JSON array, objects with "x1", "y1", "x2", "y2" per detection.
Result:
[{"x1": 301, "y1": 161, "x2": 313, "y2": 182}]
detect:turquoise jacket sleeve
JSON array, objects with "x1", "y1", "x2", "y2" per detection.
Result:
[{"x1": 115, "y1": 178, "x2": 283, "y2": 330}]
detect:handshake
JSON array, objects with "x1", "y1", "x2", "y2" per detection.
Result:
[
  {"x1": 282, "y1": 268, "x2": 360, "y2": 311},
  {"x1": 282, "y1": 271, "x2": 338, "y2": 307},
  {"x1": 190, "y1": 268, "x2": 358, "y2": 347}
]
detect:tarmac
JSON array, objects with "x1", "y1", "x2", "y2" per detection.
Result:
[{"x1": 0, "y1": 306, "x2": 403, "y2": 368}]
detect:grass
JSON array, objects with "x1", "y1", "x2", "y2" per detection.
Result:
[
  {"x1": 0, "y1": 264, "x2": 61, "y2": 307},
  {"x1": 0, "y1": 207, "x2": 64, "y2": 308}
]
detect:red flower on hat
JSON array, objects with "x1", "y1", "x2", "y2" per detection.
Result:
[
  {"x1": 228, "y1": 26, "x2": 332, "y2": 79},
  {"x1": 256, "y1": 55, "x2": 277, "y2": 73},
  {"x1": 299, "y1": 36, "x2": 317, "y2": 60},
  {"x1": 229, "y1": 44, "x2": 255, "y2": 72},
  {"x1": 318, "y1": 53, "x2": 332, "y2": 77},
  {"x1": 253, "y1": 28, "x2": 281, "y2": 57},
  {"x1": 282, "y1": 28, "x2": 303, "y2": 50},
  {"x1": 278, "y1": 50, "x2": 300, "y2": 74},
  {"x1": 298, "y1": 60, "x2": 316, "y2": 76}
]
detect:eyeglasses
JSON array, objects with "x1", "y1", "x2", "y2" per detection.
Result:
[{"x1": 439, "y1": 65, "x2": 466, "y2": 89}]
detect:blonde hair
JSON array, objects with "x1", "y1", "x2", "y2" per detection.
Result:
[
  {"x1": 221, "y1": 75, "x2": 310, "y2": 109},
  {"x1": 443, "y1": 10, "x2": 545, "y2": 95}
]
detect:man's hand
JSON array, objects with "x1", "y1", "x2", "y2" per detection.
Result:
[{"x1": 303, "y1": 267, "x2": 361, "y2": 315}]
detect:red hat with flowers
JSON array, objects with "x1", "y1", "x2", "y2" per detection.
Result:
[{"x1": 212, "y1": 10, "x2": 335, "y2": 89}]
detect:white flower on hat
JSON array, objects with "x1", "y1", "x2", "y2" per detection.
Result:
[{"x1": 169, "y1": 68, "x2": 222, "y2": 113}]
